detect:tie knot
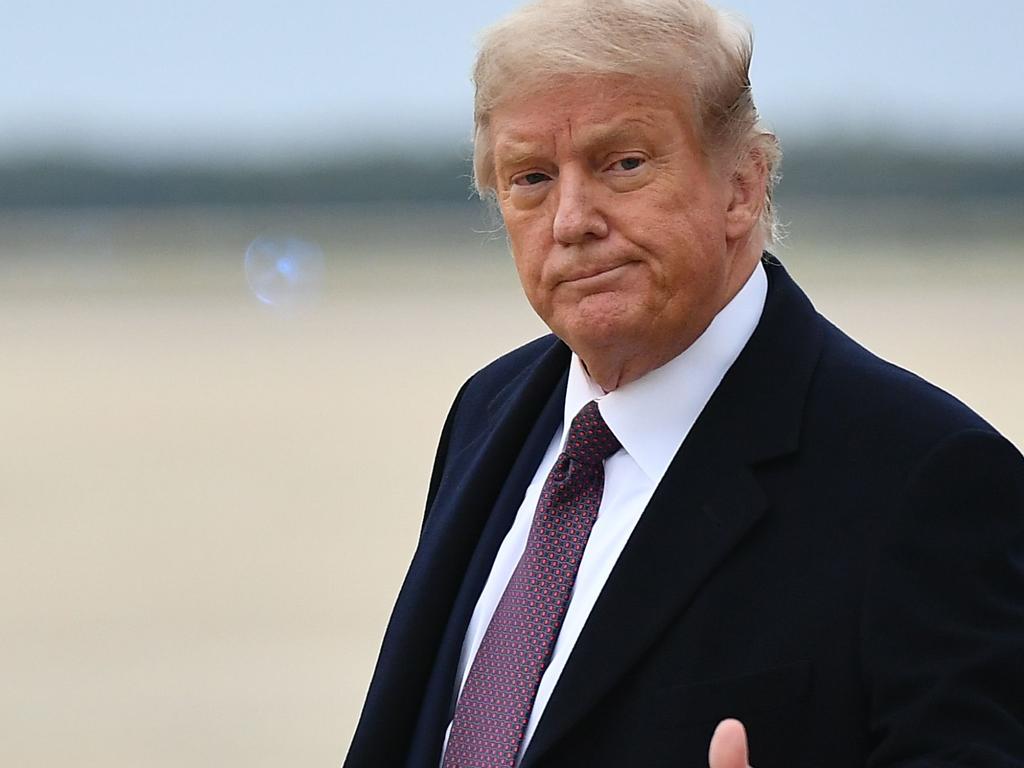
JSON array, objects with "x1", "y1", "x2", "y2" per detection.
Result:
[{"x1": 563, "y1": 400, "x2": 620, "y2": 466}]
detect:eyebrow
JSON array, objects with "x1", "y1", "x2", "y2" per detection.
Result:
[
  {"x1": 494, "y1": 115, "x2": 663, "y2": 169},
  {"x1": 493, "y1": 142, "x2": 544, "y2": 170}
]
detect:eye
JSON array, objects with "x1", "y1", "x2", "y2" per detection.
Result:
[
  {"x1": 513, "y1": 171, "x2": 552, "y2": 187},
  {"x1": 609, "y1": 156, "x2": 645, "y2": 172}
]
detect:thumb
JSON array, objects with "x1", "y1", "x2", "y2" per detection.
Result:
[{"x1": 708, "y1": 718, "x2": 750, "y2": 768}]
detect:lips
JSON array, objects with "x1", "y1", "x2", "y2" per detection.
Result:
[{"x1": 560, "y1": 261, "x2": 634, "y2": 285}]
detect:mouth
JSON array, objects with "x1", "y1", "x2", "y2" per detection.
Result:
[{"x1": 560, "y1": 261, "x2": 636, "y2": 287}]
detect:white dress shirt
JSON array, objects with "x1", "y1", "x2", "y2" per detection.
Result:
[{"x1": 441, "y1": 262, "x2": 768, "y2": 765}]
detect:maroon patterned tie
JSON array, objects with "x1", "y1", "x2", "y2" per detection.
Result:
[{"x1": 442, "y1": 400, "x2": 621, "y2": 768}]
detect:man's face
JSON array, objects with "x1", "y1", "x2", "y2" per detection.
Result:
[{"x1": 490, "y1": 75, "x2": 753, "y2": 382}]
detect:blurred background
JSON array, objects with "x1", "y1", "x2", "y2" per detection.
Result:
[{"x1": 2, "y1": 1, "x2": 1021, "y2": 765}]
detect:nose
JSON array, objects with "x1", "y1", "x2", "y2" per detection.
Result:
[{"x1": 552, "y1": 169, "x2": 609, "y2": 245}]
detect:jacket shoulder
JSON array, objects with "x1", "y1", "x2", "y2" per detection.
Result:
[
  {"x1": 454, "y1": 334, "x2": 564, "y2": 421},
  {"x1": 421, "y1": 334, "x2": 565, "y2": 524},
  {"x1": 808, "y1": 317, "x2": 1004, "y2": 460},
  {"x1": 470, "y1": 333, "x2": 563, "y2": 389}
]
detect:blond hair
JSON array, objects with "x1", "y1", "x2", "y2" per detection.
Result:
[{"x1": 472, "y1": 0, "x2": 782, "y2": 242}]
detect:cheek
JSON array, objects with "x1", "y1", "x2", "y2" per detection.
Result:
[
  {"x1": 509, "y1": 240, "x2": 551, "y2": 312},
  {"x1": 506, "y1": 218, "x2": 553, "y2": 292}
]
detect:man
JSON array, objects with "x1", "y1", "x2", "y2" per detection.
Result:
[{"x1": 345, "y1": 1, "x2": 1024, "y2": 766}]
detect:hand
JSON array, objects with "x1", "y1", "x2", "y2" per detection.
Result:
[{"x1": 708, "y1": 718, "x2": 751, "y2": 768}]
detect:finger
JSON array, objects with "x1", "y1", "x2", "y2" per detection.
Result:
[{"x1": 708, "y1": 718, "x2": 750, "y2": 768}]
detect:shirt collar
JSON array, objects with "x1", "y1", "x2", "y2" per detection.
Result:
[{"x1": 562, "y1": 261, "x2": 768, "y2": 483}]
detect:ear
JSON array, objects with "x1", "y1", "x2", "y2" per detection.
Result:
[{"x1": 724, "y1": 141, "x2": 771, "y2": 242}]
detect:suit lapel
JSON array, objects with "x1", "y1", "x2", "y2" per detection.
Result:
[
  {"x1": 520, "y1": 261, "x2": 824, "y2": 767},
  {"x1": 406, "y1": 364, "x2": 570, "y2": 767},
  {"x1": 521, "y1": 426, "x2": 768, "y2": 767},
  {"x1": 346, "y1": 337, "x2": 571, "y2": 767},
  {"x1": 414, "y1": 338, "x2": 572, "y2": 617}
]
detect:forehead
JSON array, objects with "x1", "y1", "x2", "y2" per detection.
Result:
[{"x1": 490, "y1": 75, "x2": 692, "y2": 154}]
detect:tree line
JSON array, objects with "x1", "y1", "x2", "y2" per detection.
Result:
[{"x1": 0, "y1": 143, "x2": 1020, "y2": 209}]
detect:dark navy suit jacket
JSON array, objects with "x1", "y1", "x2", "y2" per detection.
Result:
[{"x1": 345, "y1": 260, "x2": 1024, "y2": 767}]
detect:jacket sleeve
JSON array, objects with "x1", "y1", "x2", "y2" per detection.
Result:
[{"x1": 864, "y1": 428, "x2": 1024, "y2": 767}]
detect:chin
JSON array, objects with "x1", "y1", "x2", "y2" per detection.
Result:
[{"x1": 551, "y1": 297, "x2": 643, "y2": 355}]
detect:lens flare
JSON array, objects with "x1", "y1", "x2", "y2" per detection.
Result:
[{"x1": 244, "y1": 235, "x2": 325, "y2": 307}]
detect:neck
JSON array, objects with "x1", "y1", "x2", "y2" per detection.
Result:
[{"x1": 580, "y1": 338, "x2": 697, "y2": 393}]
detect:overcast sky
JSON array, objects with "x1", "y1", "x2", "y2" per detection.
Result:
[{"x1": 3, "y1": 0, "x2": 1021, "y2": 162}]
